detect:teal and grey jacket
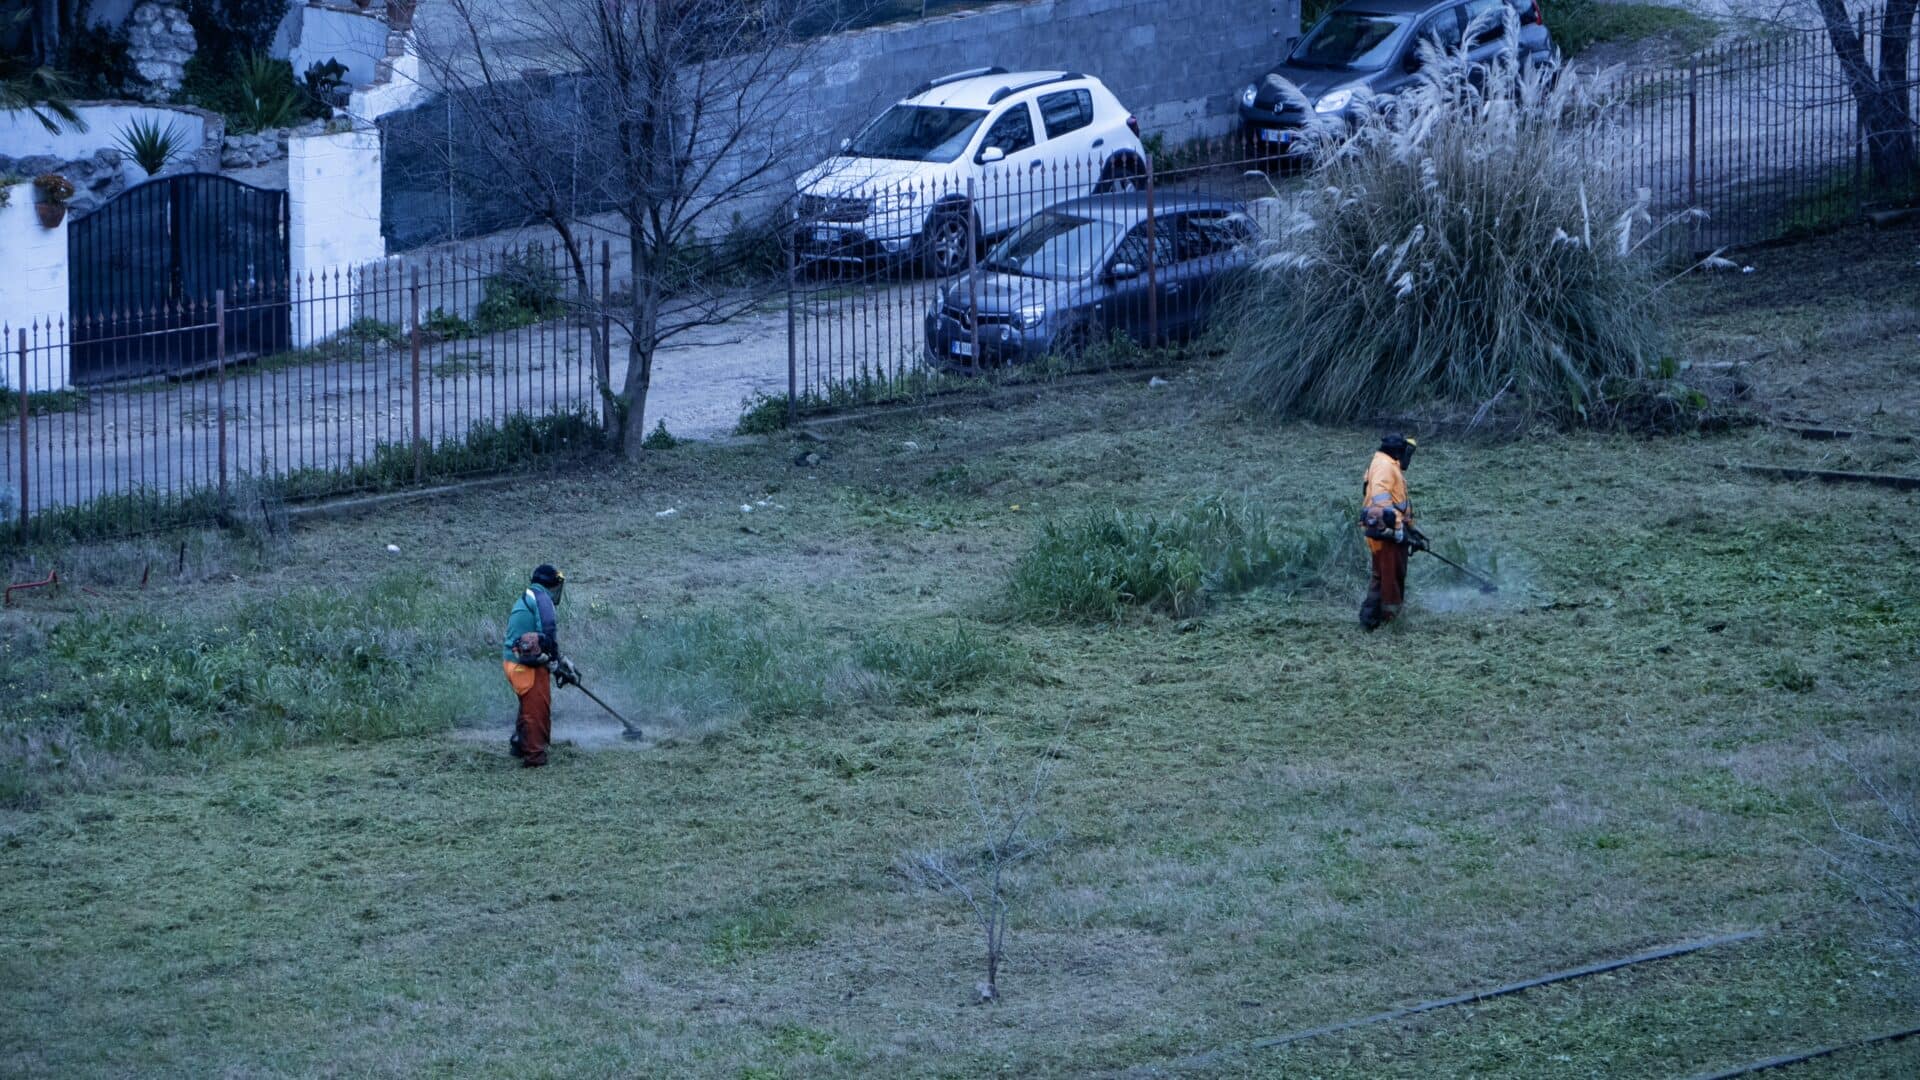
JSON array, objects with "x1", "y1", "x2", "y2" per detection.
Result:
[{"x1": 501, "y1": 582, "x2": 559, "y2": 662}]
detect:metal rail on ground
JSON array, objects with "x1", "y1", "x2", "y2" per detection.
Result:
[{"x1": 1141, "y1": 930, "x2": 1765, "y2": 1074}]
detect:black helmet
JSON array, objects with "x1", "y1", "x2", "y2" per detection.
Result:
[
  {"x1": 1380, "y1": 433, "x2": 1417, "y2": 465},
  {"x1": 531, "y1": 564, "x2": 565, "y2": 597}
]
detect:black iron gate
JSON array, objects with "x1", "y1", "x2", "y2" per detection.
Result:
[{"x1": 68, "y1": 173, "x2": 291, "y2": 383}]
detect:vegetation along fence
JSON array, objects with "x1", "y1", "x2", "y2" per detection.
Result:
[
  {"x1": 785, "y1": 19, "x2": 1920, "y2": 412},
  {"x1": 2, "y1": 246, "x2": 606, "y2": 544}
]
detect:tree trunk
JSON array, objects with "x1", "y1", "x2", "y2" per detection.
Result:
[
  {"x1": 1816, "y1": 0, "x2": 1920, "y2": 190},
  {"x1": 33, "y1": 0, "x2": 61, "y2": 65},
  {"x1": 614, "y1": 232, "x2": 657, "y2": 460}
]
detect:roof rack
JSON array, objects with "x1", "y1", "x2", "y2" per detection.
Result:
[
  {"x1": 908, "y1": 66, "x2": 1010, "y2": 99},
  {"x1": 986, "y1": 72, "x2": 1085, "y2": 105}
]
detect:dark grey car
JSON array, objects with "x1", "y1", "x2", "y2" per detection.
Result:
[
  {"x1": 1239, "y1": 0, "x2": 1554, "y2": 159},
  {"x1": 924, "y1": 192, "x2": 1256, "y2": 368}
]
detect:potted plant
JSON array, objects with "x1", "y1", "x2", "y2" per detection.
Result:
[{"x1": 32, "y1": 174, "x2": 75, "y2": 228}]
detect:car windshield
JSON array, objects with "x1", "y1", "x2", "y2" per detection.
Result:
[
  {"x1": 1287, "y1": 11, "x2": 1412, "y2": 70},
  {"x1": 847, "y1": 105, "x2": 989, "y2": 162},
  {"x1": 986, "y1": 211, "x2": 1126, "y2": 280}
]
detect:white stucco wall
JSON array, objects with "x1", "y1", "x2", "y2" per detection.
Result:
[
  {"x1": 288, "y1": 127, "x2": 387, "y2": 346},
  {"x1": 0, "y1": 102, "x2": 214, "y2": 168},
  {"x1": 292, "y1": 6, "x2": 392, "y2": 88},
  {"x1": 0, "y1": 183, "x2": 73, "y2": 391}
]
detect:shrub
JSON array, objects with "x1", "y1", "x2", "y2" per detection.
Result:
[
  {"x1": 1223, "y1": 21, "x2": 1691, "y2": 428},
  {"x1": 735, "y1": 392, "x2": 789, "y2": 435},
  {"x1": 232, "y1": 52, "x2": 303, "y2": 133},
  {"x1": 301, "y1": 57, "x2": 348, "y2": 113},
  {"x1": 1007, "y1": 497, "x2": 1352, "y2": 621},
  {"x1": 342, "y1": 317, "x2": 406, "y2": 349},
  {"x1": 474, "y1": 248, "x2": 566, "y2": 333},
  {"x1": 421, "y1": 308, "x2": 476, "y2": 341},
  {"x1": 641, "y1": 420, "x2": 678, "y2": 450}
]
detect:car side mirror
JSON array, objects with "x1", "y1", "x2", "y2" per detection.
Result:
[
  {"x1": 977, "y1": 145, "x2": 1006, "y2": 164},
  {"x1": 1108, "y1": 262, "x2": 1141, "y2": 281},
  {"x1": 1404, "y1": 52, "x2": 1424, "y2": 73},
  {"x1": 840, "y1": 137, "x2": 851, "y2": 152}
]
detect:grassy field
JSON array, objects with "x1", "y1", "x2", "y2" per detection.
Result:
[{"x1": 3, "y1": 223, "x2": 1918, "y2": 1076}]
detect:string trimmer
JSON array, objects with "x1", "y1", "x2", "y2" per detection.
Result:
[
  {"x1": 552, "y1": 659, "x2": 644, "y2": 741},
  {"x1": 1402, "y1": 527, "x2": 1498, "y2": 594}
]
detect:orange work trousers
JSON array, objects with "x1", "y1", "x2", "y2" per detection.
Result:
[
  {"x1": 503, "y1": 661, "x2": 552, "y2": 767},
  {"x1": 1360, "y1": 542, "x2": 1409, "y2": 630}
]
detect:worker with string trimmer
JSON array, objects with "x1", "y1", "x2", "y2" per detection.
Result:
[
  {"x1": 502, "y1": 564, "x2": 643, "y2": 768},
  {"x1": 1357, "y1": 434, "x2": 1496, "y2": 631}
]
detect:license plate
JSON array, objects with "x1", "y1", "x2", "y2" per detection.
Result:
[
  {"x1": 811, "y1": 227, "x2": 838, "y2": 244},
  {"x1": 950, "y1": 340, "x2": 974, "y2": 357},
  {"x1": 1258, "y1": 128, "x2": 1290, "y2": 144}
]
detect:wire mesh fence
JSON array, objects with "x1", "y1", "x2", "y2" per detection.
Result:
[{"x1": 3, "y1": 246, "x2": 607, "y2": 544}]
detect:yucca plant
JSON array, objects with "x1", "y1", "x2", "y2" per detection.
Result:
[
  {"x1": 1222, "y1": 13, "x2": 1700, "y2": 428},
  {"x1": 232, "y1": 52, "x2": 303, "y2": 133},
  {"x1": 114, "y1": 116, "x2": 188, "y2": 176}
]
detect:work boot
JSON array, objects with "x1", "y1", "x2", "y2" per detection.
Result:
[{"x1": 508, "y1": 730, "x2": 525, "y2": 758}]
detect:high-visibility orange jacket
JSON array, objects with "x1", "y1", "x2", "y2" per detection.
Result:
[{"x1": 1359, "y1": 451, "x2": 1413, "y2": 555}]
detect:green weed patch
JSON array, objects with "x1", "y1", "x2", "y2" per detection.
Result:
[{"x1": 1007, "y1": 498, "x2": 1355, "y2": 621}]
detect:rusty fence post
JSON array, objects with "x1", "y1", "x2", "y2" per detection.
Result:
[
  {"x1": 215, "y1": 289, "x2": 228, "y2": 502},
  {"x1": 410, "y1": 268, "x2": 424, "y2": 483},
  {"x1": 15, "y1": 328, "x2": 26, "y2": 540}
]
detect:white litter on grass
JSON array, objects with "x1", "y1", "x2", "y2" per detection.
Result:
[
  {"x1": 1148, "y1": 376, "x2": 1170, "y2": 387},
  {"x1": 1741, "y1": 265, "x2": 1756, "y2": 274},
  {"x1": 386, "y1": 544, "x2": 401, "y2": 553},
  {"x1": 655, "y1": 508, "x2": 677, "y2": 518},
  {"x1": 902, "y1": 440, "x2": 919, "y2": 450},
  {"x1": 753, "y1": 498, "x2": 785, "y2": 510}
]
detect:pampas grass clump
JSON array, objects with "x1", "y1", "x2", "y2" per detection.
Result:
[{"x1": 1226, "y1": 15, "x2": 1695, "y2": 426}]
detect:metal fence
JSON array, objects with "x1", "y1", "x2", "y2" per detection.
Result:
[
  {"x1": 3, "y1": 246, "x2": 606, "y2": 543},
  {"x1": 1617, "y1": 15, "x2": 1920, "y2": 253},
  {"x1": 786, "y1": 19, "x2": 1920, "y2": 411}
]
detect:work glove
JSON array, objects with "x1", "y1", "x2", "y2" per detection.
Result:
[
  {"x1": 551, "y1": 656, "x2": 581, "y2": 688},
  {"x1": 1407, "y1": 527, "x2": 1430, "y2": 552}
]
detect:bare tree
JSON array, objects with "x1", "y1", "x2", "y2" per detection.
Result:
[
  {"x1": 1806, "y1": 0, "x2": 1919, "y2": 189},
  {"x1": 412, "y1": 0, "x2": 861, "y2": 456},
  {"x1": 901, "y1": 734, "x2": 1062, "y2": 1003}
]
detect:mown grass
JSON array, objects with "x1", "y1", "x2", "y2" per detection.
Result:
[{"x1": 3, "y1": 230, "x2": 1919, "y2": 1075}]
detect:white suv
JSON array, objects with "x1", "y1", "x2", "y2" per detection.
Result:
[{"x1": 795, "y1": 68, "x2": 1148, "y2": 276}]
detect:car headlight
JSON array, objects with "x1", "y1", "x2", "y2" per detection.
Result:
[
  {"x1": 874, "y1": 190, "x2": 917, "y2": 213},
  {"x1": 935, "y1": 285, "x2": 948, "y2": 309},
  {"x1": 1014, "y1": 303, "x2": 1046, "y2": 330},
  {"x1": 1314, "y1": 87, "x2": 1357, "y2": 114},
  {"x1": 1241, "y1": 84, "x2": 1257, "y2": 107}
]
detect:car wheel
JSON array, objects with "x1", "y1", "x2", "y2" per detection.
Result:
[
  {"x1": 922, "y1": 210, "x2": 975, "y2": 278},
  {"x1": 1094, "y1": 154, "x2": 1147, "y2": 194}
]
